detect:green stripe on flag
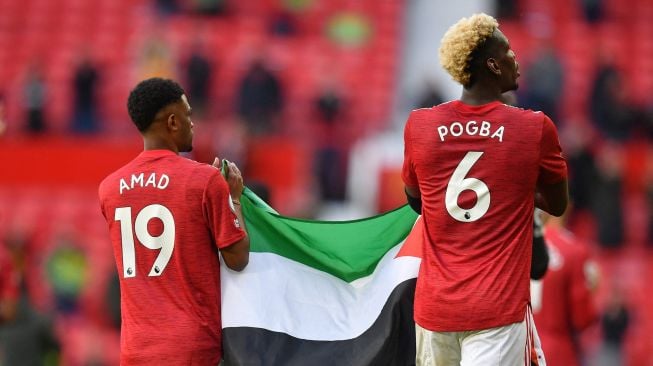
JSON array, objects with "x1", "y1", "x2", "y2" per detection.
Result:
[{"x1": 240, "y1": 189, "x2": 418, "y2": 282}]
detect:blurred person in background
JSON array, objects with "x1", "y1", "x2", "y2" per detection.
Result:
[
  {"x1": 591, "y1": 142, "x2": 625, "y2": 248},
  {"x1": 530, "y1": 207, "x2": 600, "y2": 366},
  {"x1": 580, "y1": 0, "x2": 605, "y2": 23},
  {"x1": 519, "y1": 39, "x2": 564, "y2": 124},
  {"x1": 494, "y1": 0, "x2": 519, "y2": 19},
  {"x1": 0, "y1": 231, "x2": 60, "y2": 366},
  {"x1": 313, "y1": 77, "x2": 348, "y2": 202},
  {"x1": 647, "y1": 156, "x2": 653, "y2": 247},
  {"x1": 184, "y1": 40, "x2": 213, "y2": 118},
  {"x1": 589, "y1": 60, "x2": 634, "y2": 141},
  {"x1": 45, "y1": 234, "x2": 88, "y2": 316},
  {"x1": 269, "y1": 0, "x2": 312, "y2": 37},
  {"x1": 98, "y1": 78, "x2": 249, "y2": 364},
  {"x1": 23, "y1": 62, "x2": 47, "y2": 134},
  {"x1": 561, "y1": 122, "x2": 598, "y2": 219},
  {"x1": 137, "y1": 34, "x2": 176, "y2": 81},
  {"x1": 71, "y1": 51, "x2": 101, "y2": 134},
  {"x1": 0, "y1": 238, "x2": 18, "y2": 324},
  {"x1": 105, "y1": 270, "x2": 121, "y2": 332},
  {"x1": 154, "y1": 0, "x2": 179, "y2": 17},
  {"x1": 595, "y1": 284, "x2": 630, "y2": 366},
  {"x1": 211, "y1": 116, "x2": 249, "y2": 172},
  {"x1": 191, "y1": 0, "x2": 228, "y2": 15},
  {"x1": 269, "y1": 7, "x2": 299, "y2": 37},
  {"x1": 402, "y1": 13, "x2": 567, "y2": 365},
  {"x1": 236, "y1": 58, "x2": 284, "y2": 135},
  {"x1": 415, "y1": 80, "x2": 445, "y2": 109},
  {"x1": 247, "y1": 181, "x2": 271, "y2": 204}
]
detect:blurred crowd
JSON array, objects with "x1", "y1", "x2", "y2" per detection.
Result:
[
  {"x1": 1, "y1": 0, "x2": 653, "y2": 364},
  {"x1": 2, "y1": 0, "x2": 381, "y2": 213},
  {"x1": 494, "y1": 0, "x2": 653, "y2": 364}
]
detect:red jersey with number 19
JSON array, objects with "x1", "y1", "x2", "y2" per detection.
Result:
[
  {"x1": 402, "y1": 100, "x2": 567, "y2": 332},
  {"x1": 99, "y1": 150, "x2": 246, "y2": 365}
]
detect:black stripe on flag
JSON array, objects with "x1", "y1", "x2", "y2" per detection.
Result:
[{"x1": 222, "y1": 279, "x2": 417, "y2": 366}]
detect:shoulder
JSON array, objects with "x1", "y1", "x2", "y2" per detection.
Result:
[
  {"x1": 499, "y1": 103, "x2": 549, "y2": 122},
  {"x1": 405, "y1": 102, "x2": 454, "y2": 130},
  {"x1": 99, "y1": 153, "x2": 145, "y2": 190},
  {"x1": 184, "y1": 160, "x2": 230, "y2": 196},
  {"x1": 410, "y1": 101, "x2": 454, "y2": 117},
  {"x1": 99, "y1": 164, "x2": 129, "y2": 197},
  {"x1": 181, "y1": 158, "x2": 224, "y2": 186},
  {"x1": 501, "y1": 105, "x2": 558, "y2": 138}
]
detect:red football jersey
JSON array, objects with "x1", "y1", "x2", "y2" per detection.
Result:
[
  {"x1": 99, "y1": 150, "x2": 246, "y2": 365},
  {"x1": 402, "y1": 100, "x2": 567, "y2": 331},
  {"x1": 531, "y1": 226, "x2": 598, "y2": 366}
]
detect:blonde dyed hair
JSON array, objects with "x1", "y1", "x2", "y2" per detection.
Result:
[{"x1": 439, "y1": 13, "x2": 499, "y2": 86}]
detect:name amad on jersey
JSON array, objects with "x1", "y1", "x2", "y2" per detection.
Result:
[
  {"x1": 119, "y1": 172, "x2": 170, "y2": 194},
  {"x1": 437, "y1": 120, "x2": 505, "y2": 142}
]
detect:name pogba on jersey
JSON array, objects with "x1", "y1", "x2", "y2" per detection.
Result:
[{"x1": 437, "y1": 120, "x2": 505, "y2": 142}]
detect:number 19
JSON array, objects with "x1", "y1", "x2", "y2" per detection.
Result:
[{"x1": 115, "y1": 204, "x2": 176, "y2": 278}]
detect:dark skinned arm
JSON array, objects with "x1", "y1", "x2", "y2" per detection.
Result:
[
  {"x1": 405, "y1": 186, "x2": 421, "y2": 214},
  {"x1": 220, "y1": 202, "x2": 249, "y2": 272},
  {"x1": 531, "y1": 212, "x2": 549, "y2": 280},
  {"x1": 214, "y1": 158, "x2": 249, "y2": 272},
  {"x1": 535, "y1": 179, "x2": 568, "y2": 217}
]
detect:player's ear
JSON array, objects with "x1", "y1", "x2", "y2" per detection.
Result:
[
  {"x1": 487, "y1": 58, "x2": 501, "y2": 76},
  {"x1": 166, "y1": 113, "x2": 178, "y2": 131}
]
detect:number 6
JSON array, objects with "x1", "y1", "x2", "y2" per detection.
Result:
[
  {"x1": 115, "y1": 204, "x2": 176, "y2": 278},
  {"x1": 445, "y1": 151, "x2": 490, "y2": 222}
]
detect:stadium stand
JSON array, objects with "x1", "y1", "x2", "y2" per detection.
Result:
[
  {"x1": 466, "y1": 1, "x2": 653, "y2": 363},
  {"x1": 1, "y1": 0, "x2": 653, "y2": 364}
]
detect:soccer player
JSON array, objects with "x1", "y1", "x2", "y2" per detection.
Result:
[
  {"x1": 402, "y1": 13, "x2": 568, "y2": 365},
  {"x1": 98, "y1": 78, "x2": 249, "y2": 365},
  {"x1": 531, "y1": 209, "x2": 599, "y2": 366}
]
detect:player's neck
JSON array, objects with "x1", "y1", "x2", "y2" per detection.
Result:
[
  {"x1": 143, "y1": 138, "x2": 179, "y2": 154},
  {"x1": 460, "y1": 85, "x2": 502, "y2": 106}
]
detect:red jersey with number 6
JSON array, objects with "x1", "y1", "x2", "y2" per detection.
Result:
[
  {"x1": 402, "y1": 100, "x2": 567, "y2": 332},
  {"x1": 99, "y1": 150, "x2": 246, "y2": 365}
]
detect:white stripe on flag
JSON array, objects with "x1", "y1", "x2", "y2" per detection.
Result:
[{"x1": 221, "y1": 244, "x2": 420, "y2": 341}]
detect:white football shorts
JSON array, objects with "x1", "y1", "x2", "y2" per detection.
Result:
[{"x1": 415, "y1": 307, "x2": 546, "y2": 366}]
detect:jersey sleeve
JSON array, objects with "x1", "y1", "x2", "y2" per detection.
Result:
[
  {"x1": 569, "y1": 245, "x2": 599, "y2": 331},
  {"x1": 538, "y1": 115, "x2": 568, "y2": 184},
  {"x1": 203, "y1": 171, "x2": 246, "y2": 250},
  {"x1": 402, "y1": 114, "x2": 418, "y2": 188}
]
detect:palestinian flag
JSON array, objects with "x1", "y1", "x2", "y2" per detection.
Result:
[{"x1": 221, "y1": 189, "x2": 423, "y2": 366}]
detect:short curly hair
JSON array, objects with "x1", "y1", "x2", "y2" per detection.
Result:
[
  {"x1": 127, "y1": 78, "x2": 185, "y2": 132},
  {"x1": 439, "y1": 13, "x2": 499, "y2": 87}
]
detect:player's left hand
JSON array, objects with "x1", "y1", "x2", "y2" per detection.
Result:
[
  {"x1": 213, "y1": 157, "x2": 244, "y2": 200},
  {"x1": 533, "y1": 209, "x2": 544, "y2": 238}
]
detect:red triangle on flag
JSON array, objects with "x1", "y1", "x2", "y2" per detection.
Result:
[{"x1": 396, "y1": 217, "x2": 423, "y2": 259}]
